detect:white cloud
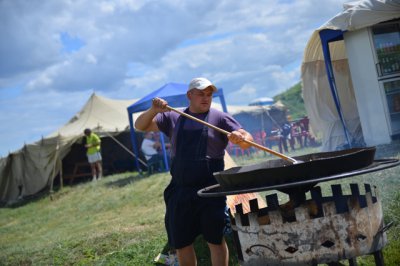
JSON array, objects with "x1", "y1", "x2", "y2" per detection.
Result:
[
  {"x1": 86, "y1": 53, "x2": 98, "y2": 64},
  {"x1": 99, "y1": 2, "x2": 116, "y2": 14},
  {"x1": 229, "y1": 84, "x2": 258, "y2": 104}
]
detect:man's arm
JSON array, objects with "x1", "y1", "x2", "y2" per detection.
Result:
[{"x1": 135, "y1": 109, "x2": 159, "y2": 132}]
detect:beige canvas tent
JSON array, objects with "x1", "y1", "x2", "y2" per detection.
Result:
[{"x1": 0, "y1": 93, "x2": 138, "y2": 203}]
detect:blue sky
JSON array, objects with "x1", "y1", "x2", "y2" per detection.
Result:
[
  {"x1": 0, "y1": 0, "x2": 349, "y2": 157},
  {"x1": 60, "y1": 32, "x2": 86, "y2": 53}
]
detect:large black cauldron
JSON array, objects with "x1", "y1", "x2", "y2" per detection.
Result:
[{"x1": 214, "y1": 147, "x2": 377, "y2": 191}]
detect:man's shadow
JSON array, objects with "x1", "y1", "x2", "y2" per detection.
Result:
[{"x1": 104, "y1": 174, "x2": 146, "y2": 188}]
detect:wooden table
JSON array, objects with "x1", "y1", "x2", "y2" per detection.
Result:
[{"x1": 63, "y1": 162, "x2": 92, "y2": 184}]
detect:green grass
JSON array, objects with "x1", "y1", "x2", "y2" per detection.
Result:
[
  {"x1": 0, "y1": 173, "x2": 169, "y2": 265},
  {"x1": 0, "y1": 143, "x2": 399, "y2": 265}
]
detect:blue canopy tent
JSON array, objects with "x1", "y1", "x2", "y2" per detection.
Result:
[
  {"x1": 127, "y1": 82, "x2": 228, "y2": 172},
  {"x1": 319, "y1": 29, "x2": 352, "y2": 148}
]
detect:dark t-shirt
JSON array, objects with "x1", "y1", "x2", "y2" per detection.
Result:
[{"x1": 155, "y1": 108, "x2": 242, "y2": 159}]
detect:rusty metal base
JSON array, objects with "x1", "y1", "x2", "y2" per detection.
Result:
[{"x1": 230, "y1": 183, "x2": 388, "y2": 266}]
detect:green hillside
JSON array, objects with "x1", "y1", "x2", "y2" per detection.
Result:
[{"x1": 273, "y1": 81, "x2": 306, "y2": 120}]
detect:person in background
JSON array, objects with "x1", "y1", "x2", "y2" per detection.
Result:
[
  {"x1": 134, "y1": 77, "x2": 253, "y2": 266},
  {"x1": 281, "y1": 122, "x2": 291, "y2": 152},
  {"x1": 271, "y1": 125, "x2": 288, "y2": 154},
  {"x1": 291, "y1": 121, "x2": 303, "y2": 149},
  {"x1": 141, "y1": 131, "x2": 164, "y2": 172},
  {"x1": 83, "y1": 128, "x2": 103, "y2": 182},
  {"x1": 300, "y1": 116, "x2": 310, "y2": 147},
  {"x1": 154, "y1": 132, "x2": 172, "y2": 165}
]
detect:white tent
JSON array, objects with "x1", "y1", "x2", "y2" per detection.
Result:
[
  {"x1": 0, "y1": 94, "x2": 137, "y2": 203},
  {"x1": 216, "y1": 101, "x2": 288, "y2": 134},
  {"x1": 301, "y1": 0, "x2": 400, "y2": 151}
]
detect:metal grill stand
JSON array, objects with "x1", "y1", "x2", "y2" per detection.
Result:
[{"x1": 231, "y1": 183, "x2": 388, "y2": 266}]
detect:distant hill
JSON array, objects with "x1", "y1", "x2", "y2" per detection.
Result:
[{"x1": 273, "y1": 81, "x2": 306, "y2": 120}]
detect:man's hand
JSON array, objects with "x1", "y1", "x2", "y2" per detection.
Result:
[
  {"x1": 228, "y1": 129, "x2": 253, "y2": 149},
  {"x1": 151, "y1": 97, "x2": 169, "y2": 113},
  {"x1": 228, "y1": 130, "x2": 245, "y2": 145}
]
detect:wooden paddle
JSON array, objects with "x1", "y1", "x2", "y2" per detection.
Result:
[{"x1": 166, "y1": 105, "x2": 300, "y2": 164}]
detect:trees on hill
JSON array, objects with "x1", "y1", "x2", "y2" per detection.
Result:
[{"x1": 274, "y1": 81, "x2": 306, "y2": 120}]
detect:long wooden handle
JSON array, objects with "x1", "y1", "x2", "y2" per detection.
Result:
[{"x1": 166, "y1": 105, "x2": 299, "y2": 164}]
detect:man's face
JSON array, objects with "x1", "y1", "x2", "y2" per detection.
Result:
[{"x1": 187, "y1": 87, "x2": 214, "y2": 113}]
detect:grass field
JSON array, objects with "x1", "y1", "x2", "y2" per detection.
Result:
[{"x1": 0, "y1": 143, "x2": 399, "y2": 265}]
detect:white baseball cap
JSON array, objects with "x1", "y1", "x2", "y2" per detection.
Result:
[{"x1": 188, "y1": 77, "x2": 217, "y2": 92}]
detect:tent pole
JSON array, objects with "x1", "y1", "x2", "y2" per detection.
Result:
[
  {"x1": 128, "y1": 113, "x2": 143, "y2": 172},
  {"x1": 101, "y1": 130, "x2": 147, "y2": 166},
  {"x1": 60, "y1": 156, "x2": 63, "y2": 190},
  {"x1": 159, "y1": 133, "x2": 169, "y2": 171},
  {"x1": 319, "y1": 29, "x2": 352, "y2": 148},
  {"x1": 216, "y1": 89, "x2": 228, "y2": 113},
  {"x1": 49, "y1": 136, "x2": 60, "y2": 200}
]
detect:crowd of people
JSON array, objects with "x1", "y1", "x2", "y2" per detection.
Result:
[
  {"x1": 273, "y1": 116, "x2": 317, "y2": 153},
  {"x1": 234, "y1": 116, "x2": 317, "y2": 157}
]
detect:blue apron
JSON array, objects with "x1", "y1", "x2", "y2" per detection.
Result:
[{"x1": 163, "y1": 111, "x2": 226, "y2": 249}]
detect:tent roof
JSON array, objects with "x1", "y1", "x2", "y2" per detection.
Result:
[
  {"x1": 323, "y1": 0, "x2": 400, "y2": 32},
  {"x1": 302, "y1": 0, "x2": 400, "y2": 64},
  {"x1": 128, "y1": 83, "x2": 190, "y2": 114},
  {"x1": 48, "y1": 93, "x2": 137, "y2": 137},
  {"x1": 249, "y1": 97, "x2": 274, "y2": 106},
  {"x1": 220, "y1": 104, "x2": 259, "y2": 114}
]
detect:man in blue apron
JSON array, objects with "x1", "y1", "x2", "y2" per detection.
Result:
[{"x1": 135, "y1": 77, "x2": 253, "y2": 265}]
